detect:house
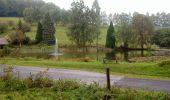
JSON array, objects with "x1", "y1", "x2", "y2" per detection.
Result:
[{"x1": 0, "y1": 38, "x2": 9, "y2": 49}]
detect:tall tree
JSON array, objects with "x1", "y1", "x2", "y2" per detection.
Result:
[
  {"x1": 35, "y1": 22, "x2": 43, "y2": 43},
  {"x1": 132, "y1": 14, "x2": 154, "y2": 56},
  {"x1": 42, "y1": 13, "x2": 56, "y2": 45},
  {"x1": 17, "y1": 19, "x2": 23, "y2": 31},
  {"x1": 106, "y1": 21, "x2": 116, "y2": 49},
  {"x1": 67, "y1": 0, "x2": 96, "y2": 47},
  {"x1": 116, "y1": 13, "x2": 133, "y2": 49},
  {"x1": 92, "y1": 0, "x2": 101, "y2": 60}
]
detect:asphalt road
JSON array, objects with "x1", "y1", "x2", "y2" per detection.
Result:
[{"x1": 0, "y1": 65, "x2": 170, "y2": 92}]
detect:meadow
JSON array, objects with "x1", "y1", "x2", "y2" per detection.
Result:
[{"x1": 0, "y1": 17, "x2": 108, "y2": 46}]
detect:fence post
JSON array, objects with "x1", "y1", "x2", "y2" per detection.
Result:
[{"x1": 106, "y1": 68, "x2": 111, "y2": 90}]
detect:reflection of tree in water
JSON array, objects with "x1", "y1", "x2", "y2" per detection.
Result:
[
  {"x1": 105, "y1": 50, "x2": 129, "y2": 62},
  {"x1": 105, "y1": 50, "x2": 116, "y2": 60},
  {"x1": 123, "y1": 50, "x2": 129, "y2": 61}
]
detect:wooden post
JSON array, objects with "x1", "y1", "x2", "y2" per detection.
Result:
[{"x1": 106, "y1": 68, "x2": 111, "y2": 90}]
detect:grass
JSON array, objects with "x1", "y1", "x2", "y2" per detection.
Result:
[
  {"x1": 0, "y1": 66, "x2": 169, "y2": 100},
  {"x1": 0, "y1": 17, "x2": 108, "y2": 45},
  {"x1": 0, "y1": 17, "x2": 23, "y2": 23},
  {"x1": 1, "y1": 57, "x2": 170, "y2": 80}
]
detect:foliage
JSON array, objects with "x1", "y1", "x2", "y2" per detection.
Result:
[
  {"x1": 132, "y1": 14, "x2": 154, "y2": 56},
  {"x1": 2, "y1": 46, "x2": 11, "y2": 56},
  {"x1": 21, "y1": 23, "x2": 31, "y2": 32},
  {"x1": 116, "y1": 13, "x2": 133, "y2": 48},
  {"x1": 6, "y1": 30, "x2": 27, "y2": 47},
  {"x1": 92, "y1": 0, "x2": 101, "y2": 44},
  {"x1": 35, "y1": 22, "x2": 43, "y2": 43},
  {"x1": 158, "y1": 60, "x2": 170, "y2": 67},
  {"x1": 152, "y1": 28, "x2": 170, "y2": 47},
  {"x1": 42, "y1": 13, "x2": 56, "y2": 45},
  {"x1": 53, "y1": 80, "x2": 80, "y2": 92},
  {"x1": 67, "y1": 0, "x2": 97, "y2": 47},
  {"x1": 17, "y1": 19, "x2": 23, "y2": 31},
  {"x1": 106, "y1": 21, "x2": 116, "y2": 48}
]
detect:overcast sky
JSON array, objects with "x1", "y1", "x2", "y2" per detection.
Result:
[{"x1": 43, "y1": 0, "x2": 170, "y2": 14}]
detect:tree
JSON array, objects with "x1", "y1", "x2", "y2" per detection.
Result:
[
  {"x1": 132, "y1": 14, "x2": 154, "y2": 56},
  {"x1": 92, "y1": 0, "x2": 101, "y2": 60},
  {"x1": 16, "y1": 19, "x2": 25, "y2": 47},
  {"x1": 116, "y1": 13, "x2": 133, "y2": 49},
  {"x1": 100, "y1": 11, "x2": 108, "y2": 26},
  {"x1": 106, "y1": 21, "x2": 116, "y2": 49},
  {"x1": 17, "y1": 19, "x2": 23, "y2": 31},
  {"x1": 35, "y1": 22, "x2": 43, "y2": 43},
  {"x1": 42, "y1": 13, "x2": 56, "y2": 45},
  {"x1": 152, "y1": 28, "x2": 170, "y2": 47},
  {"x1": 67, "y1": 0, "x2": 96, "y2": 47}
]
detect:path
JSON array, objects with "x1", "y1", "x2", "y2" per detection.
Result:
[{"x1": 0, "y1": 65, "x2": 170, "y2": 92}]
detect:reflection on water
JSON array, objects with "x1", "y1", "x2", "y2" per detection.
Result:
[{"x1": 3, "y1": 47, "x2": 154, "y2": 61}]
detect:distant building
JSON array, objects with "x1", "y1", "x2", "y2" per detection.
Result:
[{"x1": 0, "y1": 38, "x2": 9, "y2": 49}]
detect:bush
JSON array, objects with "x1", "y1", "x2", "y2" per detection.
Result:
[
  {"x1": 24, "y1": 68, "x2": 54, "y2": 88},
  {"x1": 2, "y1": 46, "x2": 11, "y2": 56},
  {"x1": 23, "y1": 37, "x2": 31, "y2": 45},
  {"x1": 53, "y1": 80, "x2": 80, "y2": 92},
  {"x1": 158, "y1": 60, "x2": 170, "y2": 67}
]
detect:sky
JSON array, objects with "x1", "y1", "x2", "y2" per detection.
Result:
[{"x1": 43, "y1": 0, "x2": 170, "y2": 15}]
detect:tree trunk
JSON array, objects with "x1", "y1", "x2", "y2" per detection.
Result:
[
  {"x1": 141, "y1": 34, "x2": 144, "y2": 57},
  {"x1": 19, "y1": 41, "x2": 22, "y2": 48}
]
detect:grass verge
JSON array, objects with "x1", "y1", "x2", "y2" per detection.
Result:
[{"x1": 0, "y1": 57, "x2": 170, "y2": 80}]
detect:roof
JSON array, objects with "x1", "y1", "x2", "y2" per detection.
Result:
[{"x1": 0, "y1": 38, "x2": 9, "y2": 45}]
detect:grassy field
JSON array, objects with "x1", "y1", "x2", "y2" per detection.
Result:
[
  {"x1": 0, "y1": 17, "x2": 108, "y2": 46},
  {"x1": 1, "y1": 57, "x2": 170, "y2": 80}
]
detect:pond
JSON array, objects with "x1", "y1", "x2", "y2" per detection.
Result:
[{"x1": 3, "y1": 46, "x2": 157, "y2": 62}]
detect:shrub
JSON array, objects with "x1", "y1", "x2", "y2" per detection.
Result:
[
  {"x1": 0, "y1": 66, "x2": 26, "y2": 91},
  {"x1": 53, "y1": 80, "x2": 80, "y2": 92},
  {"x1": 24, "y1": 68, "x2": 54, "y2": 88},
  {"x1": 23, "y1": 37, "x2": 31, "y2": 45},
  {"x1": 158, "y1": 60, "x2": 170, "y2": 67},
  {"x1": 2, "y1": 46, "x2": 11, "y2": 56}
]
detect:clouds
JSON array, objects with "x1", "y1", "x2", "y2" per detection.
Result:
[{"x1": 43, "y1": 0, "x2": 170, "y2": 14}]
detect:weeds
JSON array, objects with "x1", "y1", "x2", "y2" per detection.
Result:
[{"x1": 0, "y1": 66, "x2": 170, "y2": 100}]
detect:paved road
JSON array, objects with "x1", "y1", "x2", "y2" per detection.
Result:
[{"x1": 0, "y1": 65, "x2": 170, "y2": 92}]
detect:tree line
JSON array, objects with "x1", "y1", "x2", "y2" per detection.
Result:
[
  {"x1": 1, "y1": 0, "x2": 170, "y2": 50},
  {"x1": 0, "y1": 0, "x2": 71, "y2": 25}
]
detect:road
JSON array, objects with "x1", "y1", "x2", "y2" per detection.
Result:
[{"x1": 0, "y1": 65, "x2": 170, "y2": 92}]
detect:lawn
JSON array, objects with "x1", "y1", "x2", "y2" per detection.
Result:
[
  {"x1": 1, "y1": 57, "x2": 170, "y2": 80},
  {"x1": 0, "y1": 17, "x2": 108, "y2": 46}
]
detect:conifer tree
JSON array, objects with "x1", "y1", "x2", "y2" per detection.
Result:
[
  {"x1": 42, "y1": 13, "x2": 56, "y2": 45},
  {"x1": 35, "y1": 22, "x2": 43, "y2": 43},
  {"x1": 105, "y1": 21, "x2": 116, "y2": 48}
]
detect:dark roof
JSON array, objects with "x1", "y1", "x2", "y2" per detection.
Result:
[{"x1": 0, "y1": 38, "x2": 8, "y2": 45}]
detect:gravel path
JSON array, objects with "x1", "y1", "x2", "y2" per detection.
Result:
[{"x1": 0, "y1": 65, "x2": 170, "y2": 92}]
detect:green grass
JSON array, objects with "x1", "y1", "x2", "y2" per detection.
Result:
[
  {"x1": 0, "y1": 17, "x2": 23, "y2": 23},
  {"x1": 26, "y1": 25, "x2": 107, "y2": 45},
  {"x1": 1, "y1": 57, "x2": 170, "y2": 80},
  {"x1": 0, "y1": 17, "x2": 108, "y2": 45}
]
